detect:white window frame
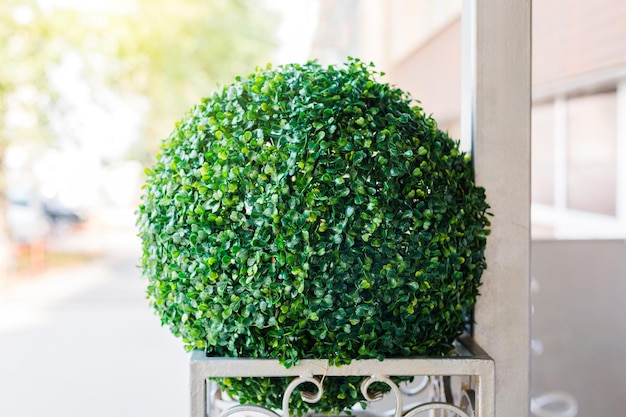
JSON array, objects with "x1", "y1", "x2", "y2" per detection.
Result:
[{"x1": 532, "y1": 77, "x2": 626, "y2": 239}]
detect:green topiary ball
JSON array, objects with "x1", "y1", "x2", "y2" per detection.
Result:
[{"x1": 137, "y1": 59, "x2": 490, "y2": 415}]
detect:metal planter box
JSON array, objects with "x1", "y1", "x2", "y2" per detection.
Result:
[{"x1": 190, "y1": 337, "x2": 494, "y2": 417}]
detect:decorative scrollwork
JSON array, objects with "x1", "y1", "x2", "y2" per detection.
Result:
[
  {"x1": 360, "y1": 375, "x2": 404, "y2": 417},
  {"x1": 430, "y1": 375, "x2": 454, "y2": 405},
  {"x1": 214, "y1": 375, "x2": 481, "y2": 417},
  {"x1": 399, "y1": 376, "x2": 431, "y2": 397},
  {"x1": 404, "y1": 402, "x2": 472, "y2": 417},
  {"x1": 220, "y1": 404, "x2": 282, "y2": 417},
  {"x1": 215, "y1": 376, "x2": 325, "y2": 417},
  {"x1": 401, "y1": 375, "x2": 473, "y2": 417},
  {"x1": 459, "y1": 388, "x2": 476, "y2": 416},
  {"x1": 193, "y1": 338, "x2": 494, "y2": 417},
  {"x1": 213, "y1": 373, "x2": 485, "y2": 417},
  {"x1": 282, "y1": 376, "x2": 324, "y2": 417}
]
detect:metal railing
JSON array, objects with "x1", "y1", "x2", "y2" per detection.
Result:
[{"x1": 190, "y1": 337, "x2": 494, "y2": 417}]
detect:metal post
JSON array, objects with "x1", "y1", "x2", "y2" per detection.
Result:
[
  {"x1": 462, "y1": 1, "x2": 532, "y2": 416},
  {"x1": 190, "y1": 364, "x2": 207, "y2": 417}
]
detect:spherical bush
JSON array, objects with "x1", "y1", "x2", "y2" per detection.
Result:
[{"x1": 137, "y1": 59, "x2": 490, "y2": 415}]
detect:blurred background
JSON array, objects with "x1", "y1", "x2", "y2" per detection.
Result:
[{"x1": 0, "y1": 1, "x2": 624, "y2": 416}]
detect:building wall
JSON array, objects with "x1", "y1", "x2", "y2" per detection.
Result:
[
  {"x1": 379, "y1": 0, "x2": 626, "y2": 239},
  {"x1": 386, "y1": 0, "x2": 626, "y2": 110},
  {"x1": 533, "y1": 0, "x2": 626, "y2": 88},
  {"x1": 309, "y1": 1, "x2": 626, "y2": 238},
  {"x1": 351, "y1": 0, "x2": 461, "y2": 73},
  {"x1": 531, "y1": 239, "x2": 626, "y2": 416},
  {"x1": 531, "y1": 0, "x2": 626, "y2": 238},
  {"x1": 389, "y1": 19, "x2": 461, "y2": 129}
]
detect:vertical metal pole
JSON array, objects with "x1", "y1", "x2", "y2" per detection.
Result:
[
  {"x1": 190, "y1": 358, "x2": 207, "y2": 417},
  {"x1": 474, "y1": 362, "x2": 496, "y2": 417},
  {"x1": 462, "y1": 1, "x2": 532, "y2": 416}
]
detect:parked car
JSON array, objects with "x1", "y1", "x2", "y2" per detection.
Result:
[
  {"x1": 5, "y1": 189, "x2": 50, "y2": 244},
  {"x1": 5, "y1": 188, "x2": 85, "y2": 243},
  {"x1": 41, "y1": 198, "x2": 84, "y2": 225}
]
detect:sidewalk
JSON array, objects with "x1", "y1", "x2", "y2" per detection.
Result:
[{"x1": 0, "y1": 217, "x2": 190, "y2": 417}]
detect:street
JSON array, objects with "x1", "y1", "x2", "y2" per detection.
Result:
[{"x1": 0, "y1": 222, "x2": 189, "y2": 417}]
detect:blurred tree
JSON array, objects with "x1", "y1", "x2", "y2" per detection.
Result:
[
  {"x1": 0, "y1": 0, "x2": 57, "y2": 276},
  {"x1": 0, "y1": 1, "x2": 52, "y2": 178},
  {"x1": 0, "y1": 0, "x2": 277, "y2": 276},
  {"x1": 99, "y1": 0, "x2": 278, "y2": 156}
]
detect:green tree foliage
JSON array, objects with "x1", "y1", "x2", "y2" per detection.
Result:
[
  {"x1": 101, "y1": 0, "x2": 278, "y2": 154},
  {"x1": 0, "y1": 0, "x2": 59, "y2": 264},
  {"x1": 0, "y1": 0, "x2": 276, "y2": 164},
  {"x1": 0, "y1": 0, "x2": 55, "y2": 162}
]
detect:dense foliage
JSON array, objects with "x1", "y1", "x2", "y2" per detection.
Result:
[{"x1": 138, "y1": 59, "x2": 490, "y2": 414}]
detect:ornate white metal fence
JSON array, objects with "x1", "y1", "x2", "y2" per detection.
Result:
[{"x1": 190, "y1": 337, "x2": 494, "y2": 417}]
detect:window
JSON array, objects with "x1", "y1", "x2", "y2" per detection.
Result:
[{"x1": 566, "y1": 92, "x2": 617, "y2": 216}]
